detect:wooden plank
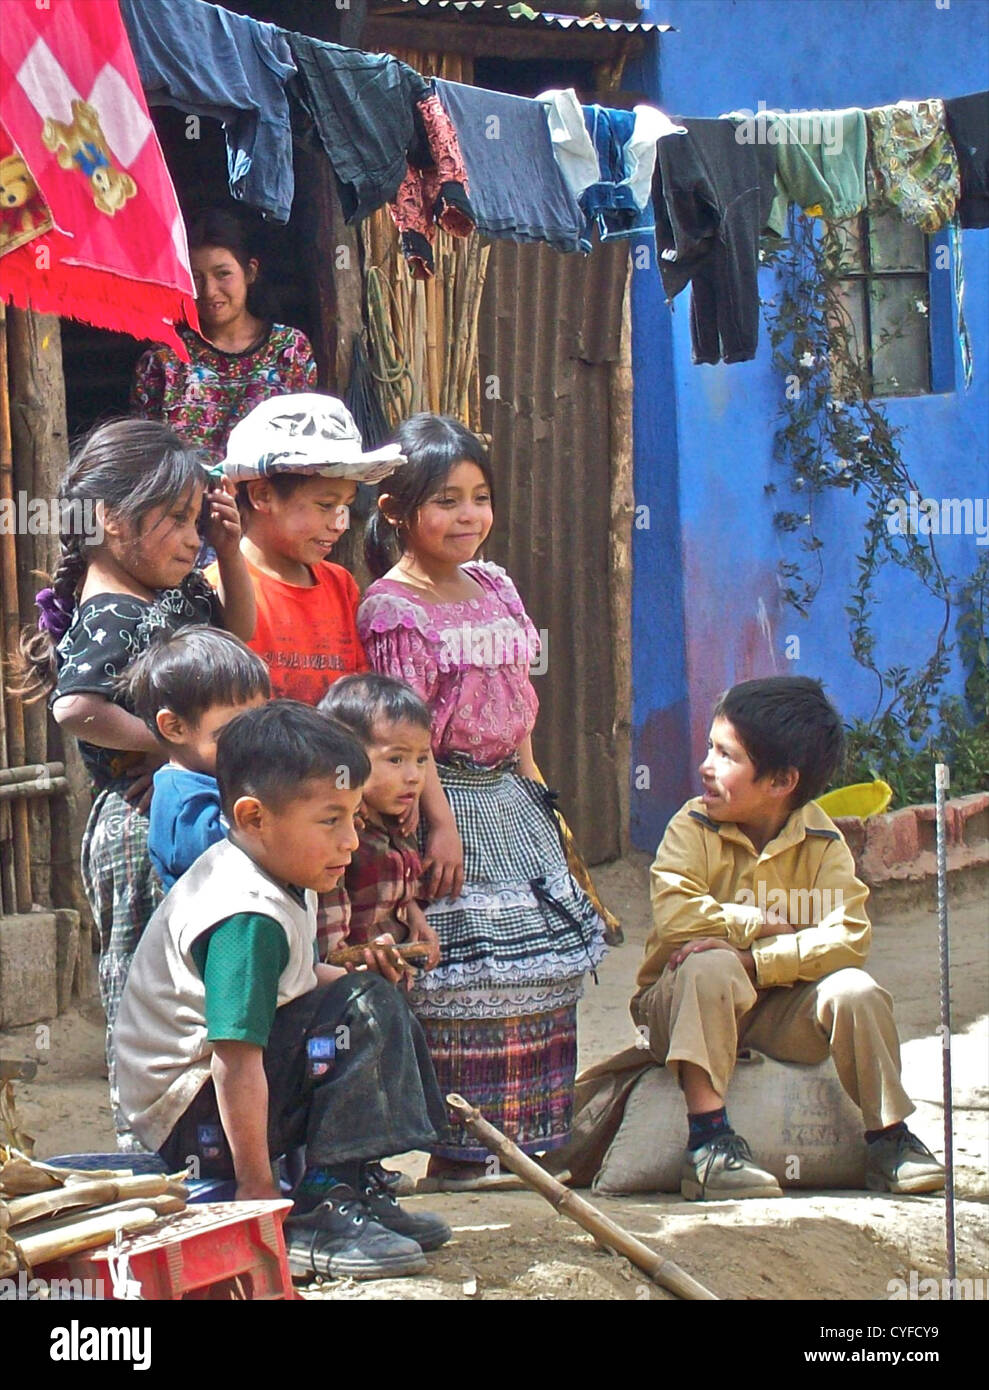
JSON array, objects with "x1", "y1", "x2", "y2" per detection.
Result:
[
  {"x1": 609, "y1": 258, "x2": 635, "y2": 858},
  {"x1": 0, "y1": 304, "x2": 32, "y2": 911}
]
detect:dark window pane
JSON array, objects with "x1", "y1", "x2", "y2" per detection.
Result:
[
  {"x1": 869, "y1": 209, "x2": 927, "y2": 271},
  {"x1": 870, "y1": 275, "x2": 930, "y2": 394}
]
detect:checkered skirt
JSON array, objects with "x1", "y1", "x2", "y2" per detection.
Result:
[{"x1": 412, "y1": 762, "x2": 607, "y2": 1018}]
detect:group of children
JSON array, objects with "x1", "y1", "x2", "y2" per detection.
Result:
[{"x1": 19, "y1": 391, "x2": 942, "y2": 1285}]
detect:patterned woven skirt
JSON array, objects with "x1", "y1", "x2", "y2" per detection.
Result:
[
  {"x1": 414, "y1": 761, "x2": 606, "y2": 1160},
  {"x1": 81, "y1": 788, "x2": 162, "y2": 1150}
]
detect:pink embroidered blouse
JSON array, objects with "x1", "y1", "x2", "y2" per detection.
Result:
[{"x1": 357, "y1": 561, "x2": 540, "y2": 767}]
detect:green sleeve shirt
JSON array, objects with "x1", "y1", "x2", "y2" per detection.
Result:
[{"x1": 190, "y1": 913, "x2": 290, "y2": 1048}]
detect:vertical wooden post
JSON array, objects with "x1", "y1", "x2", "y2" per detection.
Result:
[
  {"x1": 609, "y1": 258, "x2": 634, "y2": 859},
  {"x1": 0, "y1": 304, "x2": 32, "y2": 911},
  {"x1": 8, "y1": 309, "x2": 68, "y2": 907}
]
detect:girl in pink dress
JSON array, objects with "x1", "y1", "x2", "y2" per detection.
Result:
[{"x1": 358, "y1": 414, "x2": 605, "y2": 1185}]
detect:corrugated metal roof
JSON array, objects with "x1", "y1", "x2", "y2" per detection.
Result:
[
  {"x1": 478, "y1": 238, "x2": 629, "y2": 862},
  {"x1": 373, "y1": 2, "x2": 671, "y2": 34}
]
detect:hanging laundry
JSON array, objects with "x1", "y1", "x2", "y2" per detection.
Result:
[
  {"x1": 726, "y1": 107, "x2": 867, "y2": 235},
  {"x1": 388, "y1": 90, "x2": 475, "y2": 280},
  {"x1": 866, "y1": 99, "x2": 960, "y2": 234},
  {"x1": 119, "y1": 0, "x2": 296, "y2": 224},
  {"x1": 944, "y1": 91, "x2": 989, "y2": 229},
  {"x1": 434, "y1": 79, "x2": 584, "y2": 253},
  {"x1": 0, "y1": 0, "x2": 197, "y2": 355},
  {"x1": 286, "y1": 33, "x2": 427, "y2": 224},
  {"x1": 582, "y1": 105, "x2": 685, "y2": 245},
  {"x1": 652, "y1": 117, "x2": 777, "y2": 365}
]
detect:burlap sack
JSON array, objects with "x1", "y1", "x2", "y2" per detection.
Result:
[{"x1": 594, "y1": 1050, "x2": 866, "y2": 1194}]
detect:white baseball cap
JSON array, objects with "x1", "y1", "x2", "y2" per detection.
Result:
[{"x1": 221, "y1": 394, "x2": 405, "y2": 484}]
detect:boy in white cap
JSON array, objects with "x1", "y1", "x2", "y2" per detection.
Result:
[{"x1": 206, "y1": 394, "x2": 403, "y2": 705}]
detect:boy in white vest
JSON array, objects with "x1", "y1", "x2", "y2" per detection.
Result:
[{"x1": 115, "y1": 700, "x2": 451, "y2": 1281}]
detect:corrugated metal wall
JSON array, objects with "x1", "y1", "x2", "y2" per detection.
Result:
[{"x1": 478, "y1": 238, "x2": 628, "y2": 863}]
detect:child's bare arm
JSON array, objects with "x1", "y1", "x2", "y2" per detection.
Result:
[
  {"x1": 420, "y1": 758, "x2": 464, "y2": 901},
  {"x1": 52, "y1": 692, "x2": 161, "y2": 753},
  {"x1": 206, "y1": 483, "x2": 256, "y2": 642},
  {"x1": 211, "y1": 1040, "x2": 279, "y2": 1201}
]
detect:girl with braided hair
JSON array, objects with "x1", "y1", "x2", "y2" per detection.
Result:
[{"x1": 19, "y1": 418, "x2": 255, "y2": 1148}]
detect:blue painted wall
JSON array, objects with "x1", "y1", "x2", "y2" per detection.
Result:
[{"x1": 626, "y1": 0, "x2": 989, "y2": 851}]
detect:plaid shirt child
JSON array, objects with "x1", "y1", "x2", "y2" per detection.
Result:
[{"x1": 316, "y1": 815, "x2": 426, "y2": 961}]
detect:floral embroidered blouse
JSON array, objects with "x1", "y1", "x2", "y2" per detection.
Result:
[
  {"x1": 130, "y1": 323, "x2": 317, "y2": 464},
  {"x1": 357, "y1": 561, "x2": 540, "y2": 767}
]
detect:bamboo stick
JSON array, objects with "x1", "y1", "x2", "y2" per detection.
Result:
[
  {"x1": 0, "y1": 776, "x2": 68, "y2": 802},
  {"x1": 0, "y1": 303, "x2": 32, "y2": 912},
  {"x1": 425, "y1": 275, "x2": 441, "y2": 416},
  {"x1": 325, "y1": 941, "x2": 431, "y2": 968},
  {"x1": 0, "y1": 762, "x2": 64, "y2": 786},
  {"x1": 14, "y1": 1205, "x2": 160, "y2": 1266},
  {"x1": 11, "y1": 1191, "x2": 186, "y2": 1240},
  {"x1": 445, "y1": 1094, "x2": 719, "y2": 1302},
  {"x1": 5, "y1": 1171, "x2": 182, "y2": 1226}
]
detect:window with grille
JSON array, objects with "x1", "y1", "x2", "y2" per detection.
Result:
[{"x1": 828, "y1": 211, "x2": 934, "y2": 398}]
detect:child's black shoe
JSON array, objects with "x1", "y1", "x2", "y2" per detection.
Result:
[
  {"x1": 285, "y1": 1182, "x2": 427, "y2": 1281},
  {"x1": 361, "y1": 1161, "x2": 453, "y2": 1251}
]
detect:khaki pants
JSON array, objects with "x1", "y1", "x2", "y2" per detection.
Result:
[{"x1": 635, "y1": 949, "x2": 914, "y2": 1132}]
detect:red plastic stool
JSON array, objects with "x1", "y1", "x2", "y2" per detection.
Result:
[{"x1": 38, "y1": 1200, "x2": 299, "y2": 1300}]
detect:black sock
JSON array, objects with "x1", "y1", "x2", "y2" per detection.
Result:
[
  {"x1": 292, "y1": 1159, "x2": 363, "y2": 1212},
  {"x1": 865, "y1": 1120, "x2": 908, "y2": 1144},
  {"x1": 687, "y1": 1107, "x2": 731, "y2": 1151}
]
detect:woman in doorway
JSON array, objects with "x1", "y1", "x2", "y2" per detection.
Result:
[{"x1": 131, "y1": 208, "x2": 317, "y2": 465}]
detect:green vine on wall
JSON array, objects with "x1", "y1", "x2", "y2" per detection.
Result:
[{"x1": 760, "y1": 213, "x2": 987, "y2": 802}]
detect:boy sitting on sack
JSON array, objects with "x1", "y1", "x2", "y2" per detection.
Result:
[{"x1": 634, "y1": 676, "x2": 945, "y2": 1201}]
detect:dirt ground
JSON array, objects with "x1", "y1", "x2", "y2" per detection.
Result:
[{"x1": 2, "y1": 854, "x2": 986, "y2": 1302}]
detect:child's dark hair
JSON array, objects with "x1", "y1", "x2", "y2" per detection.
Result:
[
  {"x1": 122, "y1": 626, "x2": 271, "y2": 739},
  {"x1": 215, "y1": 700, "x2": 370, "y2": 817},
  {"x1": 364, "y1": 413, "x2": 494, "y2": 578},
  {"x1": 318, "y1": 673, "x2": 433, "y2": 744},
  {"x1": 16, "y1": 419, "x2": 209, "y2": 698},
  {"x1": 186, "y1": 207, "x2": 277, "y2": 322},
  {"x1": 713, "y1": 676, "x2": 845, "y2": 807}
]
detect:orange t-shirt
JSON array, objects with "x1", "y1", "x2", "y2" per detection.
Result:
[{"x1": 206, "y1": 557, "x2": 368, "y2": 704}]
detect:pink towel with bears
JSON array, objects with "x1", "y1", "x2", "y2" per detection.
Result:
[{"x1": 0, "y1": 0, "x2": 197, "y2": 355}]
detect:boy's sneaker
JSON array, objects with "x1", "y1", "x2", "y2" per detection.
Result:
[
  {"x1": 285, "y1": 1182, "x2": 427, "y2": 1281},
  {"x1": 360, "y1": 1162, "x2": 452, "y2": 1251},
  {"x1": 680, "y1": 1132, "x2": 783, "y2": 1201},
  {"x1": 866, "y1": 1128, "x2": 945, "y2": 1194}
]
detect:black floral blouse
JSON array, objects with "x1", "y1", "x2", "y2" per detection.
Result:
[{"x1": 52, "y1": 577, "x2": 220, "y2": 791}]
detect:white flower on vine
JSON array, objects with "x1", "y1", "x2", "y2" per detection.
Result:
[
  {"x1": 855, "y1": 434, "x2": 870, "y2": 445},
  {"x1": 799, "y1": 351, "x2": 815, "y2": 368},
  {"x1": 915, "y1": 299, "x2": 928, "y2": 316},
  {"x1": 794, "y1": 476, "x2": 806, "y2": 490},
  {"x1": 802, "y1": 514, "x2": 812, "y2": 525},
  {"x1": 828, "y1": 400, "x2": 845, "y2": 414},
  {"x1": 835, "y1": 460, "x2": 853, "y2": 474}
]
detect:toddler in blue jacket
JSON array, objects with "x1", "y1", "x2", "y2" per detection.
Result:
[{"x1": 123, "y1": 626, "x2": 270, "y2": 890}]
